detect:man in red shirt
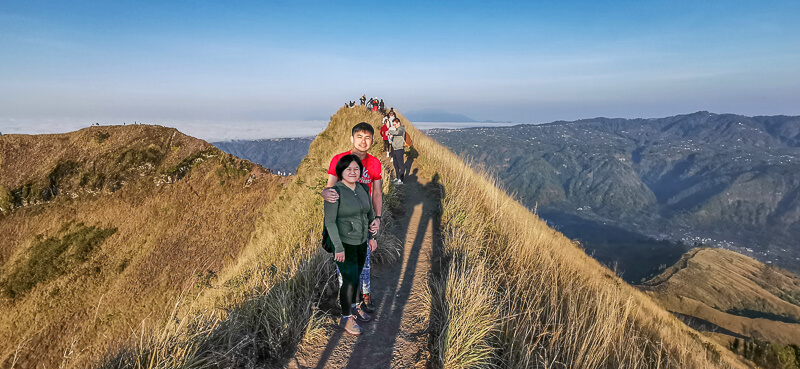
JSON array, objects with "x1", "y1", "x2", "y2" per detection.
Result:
[{"x1": 322, "y1": 122, "x2": 382, "y2": 313}]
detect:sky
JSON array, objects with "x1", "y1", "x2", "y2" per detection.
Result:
[{"x1": 1, "y1": 0, "x2": 799, "y2": 140}]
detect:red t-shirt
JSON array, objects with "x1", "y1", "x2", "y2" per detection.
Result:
[
  {"x1": 328, "y1": 150, "x2": 382, "y2": 194},
  {"x1": 380, "y1": 124, "x2": 389, "y2": 141}
]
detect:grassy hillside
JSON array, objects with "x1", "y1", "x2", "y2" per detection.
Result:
[
  {"x1": 0, "y1": 125, "x2": 283, "y2": 368},
  {"x1": 642, "y1": 248, "x2": 800, "y2": 346},
  {"x1": 2, "y1": 108, "x2": 761, "y2": 368},
  {"x1": 405, "y1": 118, "x2": 751, "y2": 367},
  {"x1": 93, "y1": 106, "x2": 398, "y2": 368}
]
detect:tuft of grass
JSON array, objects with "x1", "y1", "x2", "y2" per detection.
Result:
[{"x1": 426, "y1": 253, "x2": 497, "y2": 369}]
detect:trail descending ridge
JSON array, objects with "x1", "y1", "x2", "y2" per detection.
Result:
[{"x1": 288, "y1": 158, "x2": 441, "y2": 368}]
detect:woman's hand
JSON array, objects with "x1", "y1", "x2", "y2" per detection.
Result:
[
  {"x1": 370, "y1": 218, "x2": 381, "y2": 233},
  {"x1": 369, "y1": 239, "x2": 378, "y2": 252},
  {"x1": 334, "y1": 251, "x2": 345, "y2": 262},
  {"x1": 321, "y1": 188, "x2": 339, "y2": 203}
]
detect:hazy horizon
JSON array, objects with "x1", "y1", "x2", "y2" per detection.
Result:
[
  {"x1": 2, "y1": 1, "x2": 799, "y2": 134},
  {"x1": 4, "y1": 109, "x2": 796, "y2": 142},
  {"x1": 0, "y1": 116, "x2": 528, "y2": 141}
]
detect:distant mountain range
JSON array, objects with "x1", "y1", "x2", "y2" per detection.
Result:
[
  {"x1": 427, "y1": 111, "x2": 800, "y2": 279},
  {"x1": 212, "y1": 137, "x2": 313, "y2": 174}
]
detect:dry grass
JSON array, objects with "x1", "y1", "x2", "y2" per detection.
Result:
[
  {"x1": 394, "y1": 115, "x2": 753, "y2": 368},
  {"x1": 80, "y1": 106, "x2": 394, "y2": 368},
  {"x1": 0, "y1": 126, "x2": 281, "y2": 368},
  {"x1": 0, "y1": 106, "x2": 757, "y2": 369},
  {"x1": 643, "y1": 247, "x2": 800, "y2": 346}
]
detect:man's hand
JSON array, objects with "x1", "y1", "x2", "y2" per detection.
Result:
[
  {"x1": 368, "y1": 239, "x2": 377, "y2": 252},
  {"x1": 334, "y1": 251, "x2": 345, "y2": 262},
  {"x1": 321, "y1": 188, "x2": 339, "y2": 203},
  {"x1": 370, "y1": 218, "x2": 381, "y2": 233}
]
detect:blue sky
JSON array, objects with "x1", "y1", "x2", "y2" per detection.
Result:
[{"x1": 1, "y1": 0, "x2": 799, "y2": 140}]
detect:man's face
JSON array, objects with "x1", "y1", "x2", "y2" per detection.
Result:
[
  {"x1": 393, "y1": 120, "x2": 400, "y2": 128},
  {"x1": 351, "y1": 130, "x2": 373, "y2": 153}
]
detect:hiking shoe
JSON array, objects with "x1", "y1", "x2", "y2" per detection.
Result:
[
  {"x1": 340, "y1": 316, "x2": 362, "y2": 335},
  {"x1": 360, "y1": 300, "x2": 375, "y2": 314},
  {"x1": 351, "y1": 304, "x2": 372, "y2": 322}
]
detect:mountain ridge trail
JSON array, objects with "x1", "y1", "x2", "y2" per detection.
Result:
[{"x1": 287, "y1": 157, "x2": 442, "y2": 368}]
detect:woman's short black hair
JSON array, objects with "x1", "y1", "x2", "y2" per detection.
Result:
[{"x1": 335, "y1": 154, "x2": 364, "y2": 181}]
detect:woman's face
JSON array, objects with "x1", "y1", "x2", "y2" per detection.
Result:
[{"x1": 342, "y1": 161, "x2": 361, "y2": 185}]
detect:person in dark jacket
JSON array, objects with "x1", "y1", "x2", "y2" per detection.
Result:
[{"x1": 325, "y1": 154, "x2": 377, "y2": 335}]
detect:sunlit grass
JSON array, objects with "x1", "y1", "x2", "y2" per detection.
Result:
[
  {"x1": 401, "y1": 113, "x2": 750, "y2": 368},
  {"x1": 92, "y1": 106, "x2": 401, "y2": 368}
]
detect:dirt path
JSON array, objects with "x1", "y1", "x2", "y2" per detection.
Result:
[{"x1": 287, "y1": 159, "x2": 441, "y2": 369}]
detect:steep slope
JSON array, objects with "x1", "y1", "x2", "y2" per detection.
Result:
[
  {"x1": 641, "y1": 248, "x2": 800, "y2": 345},
  {"x1": 95, "y1": 106, "x2": 393, "y2": 368},
  {"x1": 371, "y1": 114, "x2": 752, "y2": 367},
  {"x1": 0, "y1": 125, "x2": 282, "y2": 368},
  {"x1": 7, "y1": 107, "x2": 759, "y2": 368}
]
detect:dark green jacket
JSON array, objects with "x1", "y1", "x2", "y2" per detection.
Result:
[{"x1": 324, "y1": 181, "x2": 375, "y2": 253}]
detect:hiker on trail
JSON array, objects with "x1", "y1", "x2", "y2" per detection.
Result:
[
  {"x1": 360, "y1": 95, "x2": 366, "y2": 106},
  {"x1": 324, "y1": 154, "x2": 377, "y2": 335},
  {"x1": 380, "y1": 113, "x2": 393, "y2": 158},
  {"x1": 321, "y1": 122, "x2": 383, "y2": 317},
  {"x1": 379, "y1": 99, "x2": 385, "y2": 113},
  {"x1": 388, "y1": 118, "x2": 407, "y2": 184}
]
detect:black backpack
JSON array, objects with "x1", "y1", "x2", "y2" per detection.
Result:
[{"x1": 321, "y1": 183, "x2": 371, "y2": 253}]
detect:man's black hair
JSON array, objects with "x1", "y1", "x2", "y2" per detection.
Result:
[
  {"x1": 352, "y1": 122, "x2": 375, "y2": 136},
  {"x1": 335, "y1": 154, "x2": 364, "y2": 181}
]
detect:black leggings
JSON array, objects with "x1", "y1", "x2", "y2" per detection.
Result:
[
  {"x1": 392, "y1": 148, "x2": 405, "y2": 181},
  {"x1": 335, "y1": 241, "x2": 367, "y2": 314}
]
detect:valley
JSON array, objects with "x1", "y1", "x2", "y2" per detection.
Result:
[{"x1": 427, "y1": 111, "x2": 800, "y2": 277}]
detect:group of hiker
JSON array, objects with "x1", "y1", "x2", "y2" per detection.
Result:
[
  {"x1": 320, "y1": 112, "x2": 411, "y2": 336},
  {"x1": 344, "y1": 94, "x2": 388, "y2": 113},
  {"x1": 380, "y1": 110, "x2": 409, "y2": 184}
]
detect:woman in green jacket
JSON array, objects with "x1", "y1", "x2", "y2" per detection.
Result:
[{"x1": 325, "y1": 154, "x2": 377, "y2": 335}]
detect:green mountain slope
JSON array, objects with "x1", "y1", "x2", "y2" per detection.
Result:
[{"x1": 428, "y1": 112, "x2": 800, "y2": 277}]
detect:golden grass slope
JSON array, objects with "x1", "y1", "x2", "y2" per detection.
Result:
[
  {"x1": 1, "y1": 106, "x2": 761, "y2": 368},
  {"x1": 0, "y1": 125, "x2": 282, "y2": 368},
  {"x1": 400, "y1": 116, "x2": 753, "y2": 368},
  {"x1": 642, "y1": 247, "x2": 800, "y2": 345},
  {"x1": 95, "y1": 106, "x2": 397, "y2": 368}
]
